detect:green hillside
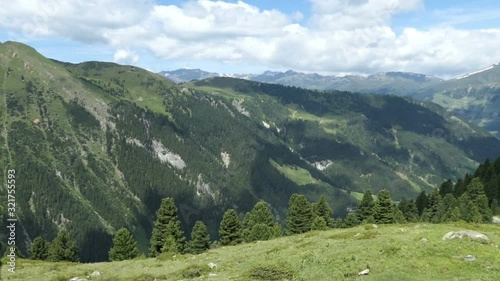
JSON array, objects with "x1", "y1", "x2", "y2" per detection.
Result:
[
  {"x1": 3, "y1": 223, "x2": 500, "y2": 281},
  {"x1": 2, "y1": 41, "x2": 500, "y2": 262}
]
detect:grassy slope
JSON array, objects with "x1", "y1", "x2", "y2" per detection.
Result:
[{"x1": 4, "y1": 223, "x2": 500, "y2": 281}]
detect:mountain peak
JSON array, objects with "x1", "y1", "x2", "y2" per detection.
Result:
[{"x1": 456, "y1": 63, "x2": 500, "y2": 80}]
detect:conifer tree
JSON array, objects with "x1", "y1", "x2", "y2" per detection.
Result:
[
  {"x1": 415, "y1": 191, "x2": 429, "y2": 216},
  {"x1": 244, "y1": 201, "x2": 278, "y2": 242},
  {"x1": 333, "y1": 217, "x2": 345, "y2": 228},
  {"x1": 189, "y1": 221, "x2": 210, "y2": 254},
  {"x1": 393, "y1": 206, "x2": 407, "y2": 224},
  {"x1": 345, "y1": 213, "x2": 360, "y2": 227},
  {"x1": 219, "y1": 209, "x2": 242, "y2": 246},
  {"x1": 248, "y1": 201, "x2": 274, "y2": 227},
  {"x1": 374, "y1": 189, "x2": 394, "y2": 224},
  {"x1": 286, "y1": 194, "x2": 314, "y2": 234},
  {"x1": 149, "y1": 198, "x2": 185, "y2": 257},
  {"x1": 439, "y1": 179, "x2": 454, "y2": 197},
  {"x1": 109, "y1": 228, "x2": 139, "y2": 261},
  {"x1": 427, "y1": 189, "x2": 443, "y2": 223},
  {"x1": 357, "y1": 189, "x2": 375, "y2": 222},
  {"x1": 313, "y1": 195, "x2": 333, "y2": 226},
  {"x1": 29, "y1": 236, "x2": 49, "y2": 260},
  {"x1": 398, "y1": 199, "x2": 419, "y2": 222},
  {"x1": 460, "y1": 178, "x2": 492, "y2": 223},
  {"x1": 48, "y1": 231, "x2": 79, "y2": 262},
  {"x1": 492, "y1": 199, "x2": 500, "y2": 215},
  {"x1": 440, "y1": 193, "x2": 460, "y2": 222},
  {"x1": 310, "y1": 216, "x2": 327, "y2": 231}
]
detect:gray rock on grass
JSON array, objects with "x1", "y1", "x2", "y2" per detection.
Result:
[{"x1": 442, "y1": 230, "x2": 491, "y2": 243}]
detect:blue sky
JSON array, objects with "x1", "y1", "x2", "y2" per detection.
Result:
[{"x1": 1, "y1": 0, "x2": 500, "y2": 78}]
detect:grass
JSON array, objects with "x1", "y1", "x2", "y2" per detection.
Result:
[
  {"x1": 269, "y1": 158, "x2": 329, "y2": 187},
  {"x1": 3, "y1": 223, "x2": 500, "y2": 281}
]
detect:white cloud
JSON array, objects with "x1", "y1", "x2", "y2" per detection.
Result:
[
  {"x1": 1, "y1": 0, "x2": 500, "y2": 77},
  {"x1": 113, "y1": 49, "x2": 139, "y2": 64}
]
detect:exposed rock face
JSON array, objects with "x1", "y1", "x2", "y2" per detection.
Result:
[{"x1": 442, "y1": 230, "x2": 491, "y2": 243}]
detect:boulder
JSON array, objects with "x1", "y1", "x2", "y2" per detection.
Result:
[
  {"x1": 493, "y1": 216, "x2": 500, "y2": 224},
  {"x1": 464, "y1": 255, "x2": 476, "y2": 262},
  {"x1": 209, "y1": 273, "x2": 218, "y2": 277},
  {"x1": 90, "y1": 271, "x2": 101, "y2": 278},
  {"x1": 207, "y1": 262, "x2": 217, "y2": 269},
  {"x1": 69, "y1": 278, "x2": 88, "y2": 281},
  {"x1": 358, "y1": 269, "x2": 370, "y2": 276},
  {"x1": 420, "y1": 238, "x2": 428, "y2": 242},
  {"x1": 442, "y1": 230, "x2": 491, "y2": 243}
]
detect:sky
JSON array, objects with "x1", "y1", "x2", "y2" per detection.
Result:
[{"x1": 1, "y1": 0, "x2": 500, "y2": 78}]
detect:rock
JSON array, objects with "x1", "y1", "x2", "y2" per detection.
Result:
[
  {"x1": 207, "y1": 262, "x2": 217, "y2": 269},
  {"x1": 442, "y1": 230, "x2": 491, "y2": 243},
  {"x1": 372, "y1": 224, "x2": 378, "y2": 229},
  {"x1": 209, "y1": 273, "x2": 218, "y2": 277},
  {"x1": 69, "y1": 278, "x2": 88, "y2": 281},
  {"x1": 90, "y1": 271, "x2": 101, "y2": 278},
  {"x1": 493, "y1": 216, "x2": 500, "y2": 224},
  {"x1": 464, "y1": 255, "x2": 476, "y2": 262},
  {"x1": 420, "y1": 238, "x2": 428, "y2": 242},
  {"x1": 354, "y1": 233, "x2": 362, "y2": 237},
  {"x1": 358, "y1": 269, "x2": 370, "y2": 276}
]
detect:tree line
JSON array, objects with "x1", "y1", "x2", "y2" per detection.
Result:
[{"x1": 15, "y1": 156, "x2": 499, "y2": 262}]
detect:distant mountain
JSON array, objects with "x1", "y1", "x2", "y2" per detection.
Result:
[
  {"x1": 160, "y1": 65, "x2": 500, "y2": 137},
  {"x1": 159, "y1": 68, "x2": 220, "y2": 83},
  {"x1": 159, "y1": 68, "x2": 443, "y2": 95},
  {"x1": 412, "y1": 63, "x2": 500, "y2": 137}
]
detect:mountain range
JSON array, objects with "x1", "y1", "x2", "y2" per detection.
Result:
[
  {"x1": 2, "y1": 41, "x2": 500, "y2": 262},
  {"x1": 160, "y1": 64, "x2": 500, "y2": 137}
]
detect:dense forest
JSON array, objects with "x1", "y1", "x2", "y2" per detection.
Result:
[{"x1": 9, "y1": 154, "x2": 499, "y2": 263}]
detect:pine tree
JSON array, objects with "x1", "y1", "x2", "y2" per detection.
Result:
[
  {"x1": 393, "y1": 207, "x2": 407, "y2": 224},
  {"x1": 310, "y1": 216, "x2": 327, "y2": 231},
  {"x1": 248, "y1": 201, "x2": 274, "y2": 227},
  {"x1": 374, "y1": 189, "x2": 394, "y2": 224},
  {"x1": 415, "y1": 191, "x2": 429, "y2": 216},
  {"x1": 357, "y1": 189, "x2": 375, "y2": 222},
  {"x1": 460, "y1": 178, "x2": 492, "y2": 223},
  {"x1": 286, "y1": 194, "x2": 314, "y2": 234},
  {"x1": 439, "y1": 179, "x2": 454, "y2": 197},
  {"x1": 189, "y1": 221, "x2": 210, "y2": 254},
  {"x1": 333, "y1": 217, "x2": 345, "y2": 228},
  {"x1": 313, "y1": 195, "x2": 333, "y2": 226},
  {"x1": 219, "y1": 209, "x2": 242, "y2": 246},
  {"x1": 427, "y1": 189, "x2": 443, "y2": 223},
  {"x1": 440, "y1": 193, "x2": 459, "y2": 222},
  {"x1": 29, "y1": 236, "x2": 49, "y2": 260},
  {"x1": 398, "y1": 199, "x2": 419, "y2": 222},
  {"x1": 492, "y1": 199, "x2": 500, "y2": 215},
  {"x1": 162, "y1": 220, "x2": 185, "y2": 254},
  {"x1": 109, "y1": 228, "x2": 139, "y2": 261},
  {"x1": 420, "y1": 208, "x2": 431, "y2": 222},
  {"x1": 244, "y1": 201, "x2": 277, "y2": 242},
  {"x1": 48, "y1": 231, "x2": 79, "y2": 262},
  {"x1": 345, "y1": 213, "x2": 360, "y2": 227},
  {"x1": 149, "y1": 197, "x2": 185, "y2": 257}
]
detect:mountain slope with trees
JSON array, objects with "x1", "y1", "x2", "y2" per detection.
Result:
[{"x1": 1, "y1": 41, "x2": 500, "y2": 262}]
